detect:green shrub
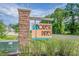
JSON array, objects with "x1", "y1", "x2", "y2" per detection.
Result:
[
  {"x1": 20, "y1": 39, "x2": 79, "y2": 56},
  {"x1": 0, "y1": 51, "x2": 8, "y2": 56}
]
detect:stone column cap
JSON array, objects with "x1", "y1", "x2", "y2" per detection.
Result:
[{"x1": 18, "y1": 9, "x2": 31, "y2": 12}]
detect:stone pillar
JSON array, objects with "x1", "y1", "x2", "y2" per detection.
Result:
[{"x1": 18, "y1": 9, "x2": 30, "y2": 55}]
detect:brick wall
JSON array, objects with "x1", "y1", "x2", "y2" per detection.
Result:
[{"x1": 18, "y1": 9, "x2": 30, "y2": 47}]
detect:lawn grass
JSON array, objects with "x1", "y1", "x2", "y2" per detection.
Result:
[{"x1": 0, "y1": 35, "x2": 17, "y2": 40}]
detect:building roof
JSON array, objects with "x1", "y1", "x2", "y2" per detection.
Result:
[{"x1": 30, "y1": 17, "x2": 53, "y2": 21}]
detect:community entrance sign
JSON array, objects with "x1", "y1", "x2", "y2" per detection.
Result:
[
  {"x1": 18, "y1": 9, "x2": 52, "y2": 55},
  {"x1": 18, "y1": 9, "x2": 52, "y2": 42},
  {"x1": 32, "y1": 23, "x2": 52, "y2": 40}
]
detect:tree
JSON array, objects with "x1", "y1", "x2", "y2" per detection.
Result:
[
  {"x1": 53, "y1": 8, "x2": 66, "y2": 34},
  {"x1": 0, "y1": 20, "x2": 6, "y2": 39},
  {"x1": 75, "y1": 4, "x2": 79, "y2": 34},
  {"x1": 41, "y1": 3, "x2": 79, "y2": 35},
  {"x1": 41, "y1": 8, "x2": 66, "y2": 34},
  {"x1": 65, "y1": 3, "x2": 79, "y2": 34}
]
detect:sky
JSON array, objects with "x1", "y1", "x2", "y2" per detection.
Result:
[{"x1": 0, "y1": 3, "x2": 67, "y2": 29}]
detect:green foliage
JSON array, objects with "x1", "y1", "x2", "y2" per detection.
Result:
[
  {"x1": 0, "y1": 51, "x2": 8, "y2": 56},
  {"x1": 41, "y1": 8, "x2": 66, "y2": 34},
  {"x1": 0, "y1": 35, "x2": 17, "y2": 40},
  {"x1": 0, "y1": 20, "x2": 6, "y2": 39},
  {"x1": 40, "y1": 20, "x2": 48, "y2": 24},
  {"x1": 20, "y1": 38, "x2": 79, "y2": 56},
  {"x1": 41, "y1": 3, "x2": 79, "y2": 35}
]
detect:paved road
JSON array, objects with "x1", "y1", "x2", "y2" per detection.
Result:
[{"x1": 52, "y1": 34, "x2": 79, "y2": 40}]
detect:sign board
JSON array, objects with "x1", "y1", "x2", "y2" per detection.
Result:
[{"x1": 32, "y1": 23, "x2": 52, "y2": 40}]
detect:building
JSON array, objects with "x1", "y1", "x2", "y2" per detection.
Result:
[{"x1": 5, "y1": 26, "x2": 18, "y2": 36}]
